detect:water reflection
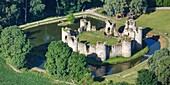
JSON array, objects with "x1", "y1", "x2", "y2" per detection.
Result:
[
  {"x1": 25, "y1": 17, "x2": 105, "y2": 46},
  {"x1": 89, "y1": 58, "x2": 142, "y2": 77},
  {"x1": 144, "y1": 38, "x2": 160, "y2": 55}
]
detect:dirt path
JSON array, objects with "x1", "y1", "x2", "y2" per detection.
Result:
[
  {"x1": 157, "y1": 32, "x2": 170, "y2": 49},
  {"x1": 7, "y1": 63, "x2": 22, "y2": 73},
  {"x1": 54, "y1": 80, "x2": 76, "y2": 85},
  {"x1": 20, "y1": 8, "x2": 111, "y2": 30}
]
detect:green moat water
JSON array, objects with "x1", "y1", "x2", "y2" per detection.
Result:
[{"x1": 25, "y1": 17, "x2": 105, "y2": 46}]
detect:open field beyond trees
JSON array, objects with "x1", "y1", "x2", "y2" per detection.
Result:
[
  {"x1": 136, "y1": 10, "x2": 170, "y2": 37},
  {"x1": 0, "y1": 57, "x2": 67, "y2": 85}
]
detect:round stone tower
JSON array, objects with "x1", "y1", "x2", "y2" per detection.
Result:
[
  {"x1": 135, "y1": 27, "x2": 143, "y2": 50},
  {"x1": 96, "y1": 42, "x2": 107, "y2": 61},
  {"x1": 122, "y1": 40, "x2": 131, "y2": 57}
]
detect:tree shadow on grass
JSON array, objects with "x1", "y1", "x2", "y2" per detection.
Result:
[{"x1": 93, "y1": 77, "x2": 105, "y2": 82}]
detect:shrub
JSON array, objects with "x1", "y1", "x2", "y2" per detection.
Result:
[{"x1": 67, "y1": 13, "x2": 75, "y2": 23}]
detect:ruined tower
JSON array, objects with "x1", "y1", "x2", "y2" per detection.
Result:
[
  {"x1": 105, "y1": 20, "x2": 116, "y2": 36},
  {"x1": 96, "y1": 42, "x2": 107, "y2": 61},
  {"x1": 122, "y1": 40, "x2": 131, "y2": 57},
  {"x1": 125, "y1": 19, "x2": 136, "y2": 30},
  {"x1": 135, "y1": 27, "x2": 143, "y2": 50}
]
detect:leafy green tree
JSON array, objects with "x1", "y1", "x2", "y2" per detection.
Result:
[
  {"x1": 130, "y1": 0, "x2": 148, "y2": 14},
  {"x1": 156, "y1": 0, "x2": 164, "y2": 6},
  {"x1": 67, "y1": 52, "x2": 92, "y2": 83},
  {"x1": 148, "y1": 48, "x2": 170, "y2": 73},
  {"x1": 157, "y1": 56, "x2": 170, "y2": 84},
  {"x1": 163, "y1": 0, "x2": 170, "y2": 6},
  {"x1": 44, "y1": 41, "x2": 72, "y2": 79},
  {"x1": 102, "y1": 0, "x2": 127, "y2": 16},
  {"x1": 67, "y1": 13, "x2": 75, "y2": 23},
  {"x1": 57, "y1": 0, "x2": 91, "y2": 15},
  {"x1": 148, "y1": 48, "x2": 170, "y2": 84},
  {"x1": 0, "y1": 26, "x2": 31, "y2": 68},
  {"x1": 29, "y1": 0, "x2": 45, "y2": 20},
  {"x1": 103, "y1": 2, "x2": 114, "y2": 16},
  {"x1": 136, "y1": 69, "x2": 158, "y2": 85},
  {"x1": 45, "y1": 41, "x2": 93, "y2": 84}
]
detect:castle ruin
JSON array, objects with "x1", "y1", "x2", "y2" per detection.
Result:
[{"x1": 62, "y1": 18, "x2": 143, "y2": 61}]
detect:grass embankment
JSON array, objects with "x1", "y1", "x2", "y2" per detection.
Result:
[
  {"x1": 0, "y1": 57, "x2": 67, "y2": 85},
  {"x1": 87, "y1": 46, "x2": 149, "y2": 66},
  {"x1": 104, "y1": 59, "x2": 148, "y2": 84},
  {"x1": 105, "y1": 46, "x2": 149, "y2": 64},
  {"x1": 136, "y1": 10, "x2": 170, "y2": 37},
  {"x1": 58, "y1": 21, "x2": 72, "y2": 26},
  {"x1": 77, "y1": 31, "x2": 119, "y2": 46}
]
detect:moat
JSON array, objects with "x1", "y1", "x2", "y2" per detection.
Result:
[{"x1": 25, "y1": 17, "x2": 160, "y2": 77}]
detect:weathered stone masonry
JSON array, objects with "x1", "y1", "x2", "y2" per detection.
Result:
[{"x1": 62, "y1": 18, "x2": 143, "y2": 61}]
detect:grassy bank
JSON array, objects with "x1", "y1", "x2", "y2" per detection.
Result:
[
  {"x1": 0, "y1": 57, "x2": 68, "y2": 85},
  {"x1": 105, "y1": 46, "x2": 149, "y2": 64},
  {"x1": 104, "y1": 59, "x2": 148, "y2": 84},
  {"x1": 86, "y1": 46, "x2": 149, "y2": 66}
]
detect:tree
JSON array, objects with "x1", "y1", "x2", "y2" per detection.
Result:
[
  {"x1": 102, "y1": 0, "x2": 127, "y2": 16},
  {"x1": 103, "y1": 2, "x2": 114, "y2": 16},
  {"x1": 148, "y1": 48, "x2": 170, "y2": 84},
  {"x1": 45, "y1": 41, "x2": 93, "y2": 84},
  {"x1": 148, "y1": 48, "x2": 170, "y2": 73},
  {"x1": 130, "y1": 0, "x2": 148, "y2": 15},
  {"x1": 163, "y1": 0, "x2": 170, "y2": 6},
  {"x1": 156, "y1": 0, "x2": 164, "y2": 7},
  {"x1": 67, "y1": 13, "x2": 75, "y2": 23},
  {"x1": 136, "y1": 69, "x2": 158, "y2": 85},
  {"x1": 157, "y1": 56, "x2": 170, "y2": 84},
  {"x1": 0, "y1": 26, "x2": 31, "y2": 68},
  {"x1": 29, "y1": 0, "x2": 45, "y2": 20},
  {"x1": 67, "y1": 52, "x2": 92, "y2": 83},
  {"x1": 44, "y1": 41, "x2": 72, "y2": 79}
]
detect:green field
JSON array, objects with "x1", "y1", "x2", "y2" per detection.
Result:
[
  {"x1": 136, "y1": 10, "x2": 170, "y2": 36},
  {"x1": 77, "y1": 31, "x2": 119, "y2": 46},
  {"x1": 0, "y1": 57, "x2": 69, "y2": 85}
]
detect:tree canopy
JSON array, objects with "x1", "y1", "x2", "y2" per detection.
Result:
[
  {"x1": 67, "y1": 13, "x2": 75, "y2": 23},
  {"x1": 148, "y1": 48, "x2": 170, "y2": 84},
  {"x1": 136, "y1": 69, "x2": 158, "y2": 85},
  {"x1": 102, "y1": 0, "x2": 127, "y2": 16},
  {"x1": 0, "y1": 26, "x2": 31, "y2": 68},
  {"x1": 44, "y1": 41, "x2": 93, "y2": 84},
  {"x1": 129, "y1": 0, "x2": 148, "y2": 14}
]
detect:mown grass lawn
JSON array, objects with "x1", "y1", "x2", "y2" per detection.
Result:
[
  {"x1": 0, "y1": 57, "x2": 68, "y2": 85},
  {"x1": 77, "y1": 31, "x2": 119, "y2": 46},
  {"x1": 136, "y1": 10, "x2": 170, "y2": 37}
]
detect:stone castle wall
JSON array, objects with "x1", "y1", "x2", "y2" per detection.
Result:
[
  {"x1": 62, "y1": 28, "x2": 132, "y2": 61},
  {"x1": 61, "y1": 18, "x2": 143, "y2": 61}
]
